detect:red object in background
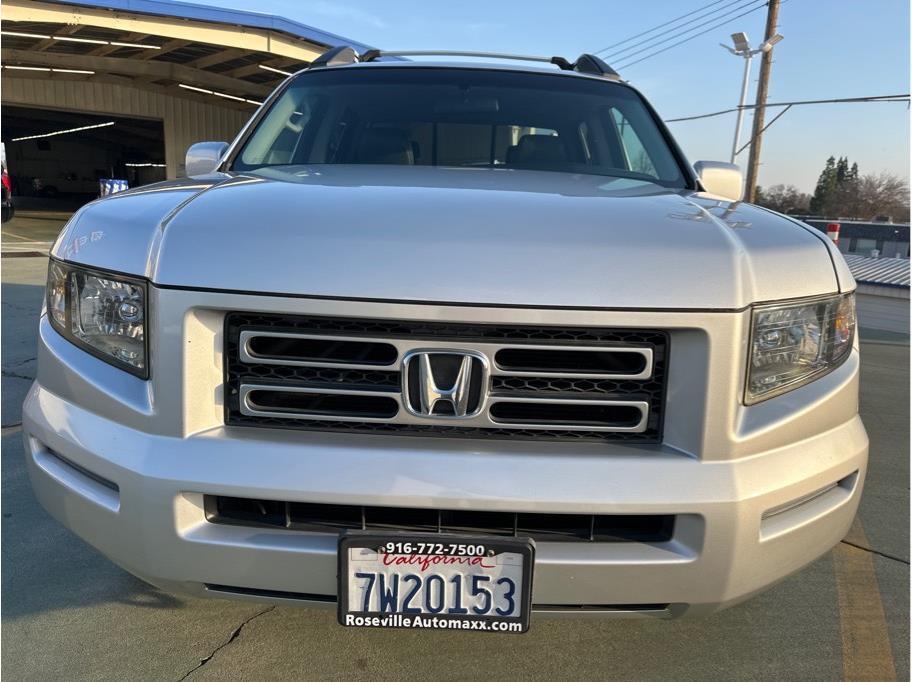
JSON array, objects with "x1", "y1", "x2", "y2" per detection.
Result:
[
  {"x1": 826, "y1": 222, "x2": 840, "y2": 246},
  {"x1": 1, "y1": 167, "x2": 10, "y2": 193}
]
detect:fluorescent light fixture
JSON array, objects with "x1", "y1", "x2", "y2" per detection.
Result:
[
  {"x1": 4, "y1": 65, "x2": 95, "y2": 75},
  {"x1": 1, "y1": 30, "x2": 52, "y2": 39},
  {"x1": 54, "y1": 36, "x2": 108, "y2": 45},
  {"x1": 12, "y1": 121, "x2": 115, "y2": 142},
  {"x1": 178, "y1": 83, "x2": 261, "y2": 106},
  {"x1": 109, "y1": 41, "x2": 160, "y2": 49},
  {"x1": 125, "y1": 162, "x2": 166, "y2": 168},
  {"x1": 178, "y1": 83, "x2": 213, "y2": 95},
  {"x1": 4, "y1": 65, "x2": 52, "y2": 72},
  {"x1": 0, "y1": 30, "x2": 160, "y2": 49},
  {"x1": 213, "y1": 91, "x2": 245, "y2": 102},
  {"x1": 258, "y1": 64, "x2": 293, "y2": 76}
]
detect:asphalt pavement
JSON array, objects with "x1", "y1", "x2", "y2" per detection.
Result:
[
  {"x1": 1, "y1": 230, "x2": 908, "y2": 679},
  {"x1": 1, "y1": 211, "x2": 67, "y2": 256}
]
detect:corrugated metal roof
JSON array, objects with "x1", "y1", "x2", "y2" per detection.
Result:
[
  {"x1": 42, "y1": 0, "x2": 375, "y2": 52},
  {"x1": 843, "y1": 254, "x2": 910, "y2": 288}
]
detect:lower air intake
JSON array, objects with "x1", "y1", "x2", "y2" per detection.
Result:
[{"x1": 205, "y1": 496, "x2": 676, "y2": 544}]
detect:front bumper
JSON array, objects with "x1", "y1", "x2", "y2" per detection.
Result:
[
  {"x1": 23, "y1": 284, "x2": 869, "y2": 618},
  {"x1": 23, "y1": 378, "x2": 867, "y2": 618}
]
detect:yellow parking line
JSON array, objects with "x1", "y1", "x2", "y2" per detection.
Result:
[
  {"x1": 834, "y1": 518, "x2": 897, "y2": 681},
  {"x1": 2, "y1": 230, "x2": 40, "y2": 242}
]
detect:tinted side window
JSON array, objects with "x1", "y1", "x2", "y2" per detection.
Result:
[{"x1": 610, "y1": 109, "x2": 658, "y2": 177}]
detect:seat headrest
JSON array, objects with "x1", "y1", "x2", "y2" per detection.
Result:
[
  {"x1": 353, "y1": 128, "x2": 414, "y2": 165},
  {"x1": 506, "y1": 134, "x2": 567, "y2": 166}
]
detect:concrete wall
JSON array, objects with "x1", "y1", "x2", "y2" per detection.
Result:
[{"x1": 2, "y1": 77, "x2": 250, "y2": 179}]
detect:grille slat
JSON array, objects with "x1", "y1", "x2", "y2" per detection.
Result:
[
  {"x1": 493, "y1": 346, "x2": 652, "y2": 378},
  {"x1": 242, "y1": 386, "x2": 400, "y2": 420},
  {"x1": 240, "y1": 330, "x2": 399, "y2": 370},
  {"x1": 225, "y1": 313, "x2": 668, "y2": 443},
  {"x1": 206, "y1": 496, "x2": 675, "y2": 544},
  {"x1": 489, "y1": 399, "x2": 646, "y2": 428}
]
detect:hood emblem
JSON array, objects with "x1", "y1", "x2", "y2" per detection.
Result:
[{"x1": 402, "y1": 350, "x2": 487, "y2": 418}]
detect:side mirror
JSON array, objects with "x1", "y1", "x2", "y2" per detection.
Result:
[
  {"x1": 694, "y1": 161, "x2": 743, "y2": 202},
  {"x1": 185, "y1": 141, "x2": 229, "y2": 177}
]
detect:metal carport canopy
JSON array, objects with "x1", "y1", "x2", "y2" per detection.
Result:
[
  {"x1": 40, "y1": 0, "x2": 376, "y2": 52},
  {"x1": 0, "y1": 0, "x2": 375, "y2": 178},
  {"x1": 1, "y1": 0, "x2": 376, "y2": 108}
]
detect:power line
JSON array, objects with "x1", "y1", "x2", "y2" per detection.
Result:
[
  {"x1": 594, "y1": 0, "x2": 732, "y2": 55},
  {"x1": 734, "y1": 104, "x2": 791, "y2": 156},
  {"x1": 610, "y1": 0, "x2": 765, "y2": 64},
  {"x1": 665, "y1": 94, "x2": 910, "y2": 123},
  {"x1": 615, "y1": 2, "x2": 769, "y2": 70},
  {"x1": 604, "y1": 0, "x2": 764, "y2": 61}
]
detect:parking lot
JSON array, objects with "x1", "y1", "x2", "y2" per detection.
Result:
[{"x1": 1, "y1": 215, "x2": 908, "y2": 680}]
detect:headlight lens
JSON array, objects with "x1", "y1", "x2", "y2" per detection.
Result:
[
  {"x1": 746, "y1": 293, "x2": 855, "y2": 404},
  {"x1": 46, "y1": 260, "x2": 148, "y2": 377}
]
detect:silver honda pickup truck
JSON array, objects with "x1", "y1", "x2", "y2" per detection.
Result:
[{"x1": 23, "y1": 48, "x2": 867, "y2": 632}]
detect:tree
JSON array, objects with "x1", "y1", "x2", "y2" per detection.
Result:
[
  {"x1": 809, "y1": 156, "x2": 838, "y2": 215},
  {"x1": 847, "y1": 173, "x2": 910, "y2": 222},
  {"x1": 755, "y1": 184, "x2": 811, "y2": 214},
  {"x1": 831, "y1": 156, "x2": 861, "y2": 218},
  {"x1": 773, "y1": 157, "x2": 908, "y2": 220},
  {"x1": 836, "y1": 156, "x2": 849, "y2": 183}
]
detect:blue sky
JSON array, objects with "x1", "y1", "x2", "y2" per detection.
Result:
[{"x1": 196, "y1": 0, "x2": 910, "y2": 192}]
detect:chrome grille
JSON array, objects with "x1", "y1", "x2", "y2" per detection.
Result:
[{"x1": 224, "y1": 313, "x2": 668, "y2": 443}]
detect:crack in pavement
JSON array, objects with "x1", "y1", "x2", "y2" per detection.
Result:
[
  {"x1": 2, "y1": 357, "x2": 37, "y2": 383},
  {"x1": 2, "y1": 370, "x2": 35, "y2": 381},
  {"x1": 840, "y1": 539, "x2": 910, "y2": 565},
  {"x1": 5, "y1": 356, "x2": 36, "y2": 369},
  {"x1": 178, "y1": 605, "x2": 276, "y2": 680}
]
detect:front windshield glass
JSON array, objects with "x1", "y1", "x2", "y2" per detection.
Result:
[{"x1": 232, "y1": 67, "x2": 687, "y2": 188}]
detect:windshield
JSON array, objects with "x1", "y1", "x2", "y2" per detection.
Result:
[{"x1": 232, "y1": 67, "x2": 688, "y2": 188}]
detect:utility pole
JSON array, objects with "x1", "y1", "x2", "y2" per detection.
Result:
[{"x1": 744, "y1": 0, "x2": 781, "y2": 203}]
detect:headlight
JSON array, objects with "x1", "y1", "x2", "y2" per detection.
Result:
[
  {"x1": 746, "y1": 293, "x2": 855, "y2": 404},
  {"x1": 46, "y1": 260, "x2": 148, "y2": 377}
]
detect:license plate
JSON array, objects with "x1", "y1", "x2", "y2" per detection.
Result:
[{"x1": 338, "y1": 532, "x2": 535, "y2": 634}]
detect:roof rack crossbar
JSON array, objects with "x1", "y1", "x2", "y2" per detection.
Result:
[
  {"x1": 362, "y1": 50, "x2": 564, "y2": 65},
  {"x1": 310, "y1": 47, "x2": 621, "y2": 80}
]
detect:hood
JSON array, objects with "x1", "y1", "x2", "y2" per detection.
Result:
[{"x1": 54, "y1": 166, "x2": 842, "y2": 310}]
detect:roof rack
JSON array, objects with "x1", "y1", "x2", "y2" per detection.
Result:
[
  {"x1": 310, "y1": 45, "x2": 361, "y2": 69},
  {"x1": 308, "y1": 47, "x2": 621, "y2": 80}
]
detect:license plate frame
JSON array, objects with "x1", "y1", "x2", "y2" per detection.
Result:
[{"x1": 337, "y1": 531, "x2": 535, "y2": 634}]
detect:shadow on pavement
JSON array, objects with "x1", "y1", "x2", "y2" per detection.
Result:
[{"x1": 1, "y1": 433, "x2": 187, "y2": 621}]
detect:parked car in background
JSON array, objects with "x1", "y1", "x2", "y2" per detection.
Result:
[
  {"x1": 1, "y1": 144, "x2": 14, "y2": 223},
  {"x1": 23, "y1": 49, "x2": 867, "y2": 632}
]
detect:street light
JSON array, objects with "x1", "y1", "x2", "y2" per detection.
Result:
[{"x1": 721, "y1": 31, "x2": 784, "y2": 163}]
